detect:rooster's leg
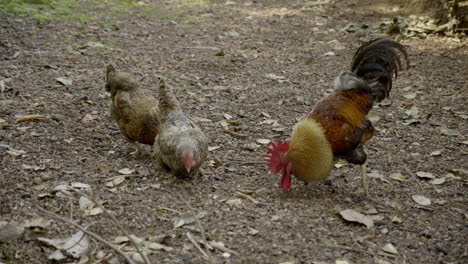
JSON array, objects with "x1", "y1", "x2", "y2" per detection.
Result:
[{"x1": 360, "y1": 161, "x2": 369, "y2": 197}]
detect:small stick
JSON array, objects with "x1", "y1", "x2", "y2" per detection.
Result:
[
  {"x1": 157, "y1": 206, "x2": 182, "y2": 214},
  {"x1": 186, "y1": 232, "x2": 209, "y2": 258},
  {"x1": 210, "y1": 242, "x2": 239, "y2": 255},
  {"x1": 318, "y1": 244, "x2": 374, "y2": 256},
  {"x1": 163, "y1": 188, "x2": 211, "y2": 261},
  {"x1": 36, "y1": 207, "x2": 136, "y2": 264},
  {"x1": 235, "y1": 191, "x2": 259, "y2": 204},
  {"x1": 73, "y1": 190, "x2": 151, "y2": 264},
  {"x1": 239, "y1": 161, "x2": 266, "y2": 166},
  {"x1": 182, "y1": 46, "x2": 220, "y2": 50}
]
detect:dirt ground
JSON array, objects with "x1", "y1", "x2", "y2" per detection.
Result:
[{"x1": 0, "y1": 0, "x2": 467, "y2": 263}]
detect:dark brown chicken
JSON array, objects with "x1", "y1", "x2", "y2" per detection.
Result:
[
  {"x1": 153, "y1": 78, "x2": 208, "y2": 178},
  {"x1": 105, "y1": 65, "x2": 160, "y2": 154}
]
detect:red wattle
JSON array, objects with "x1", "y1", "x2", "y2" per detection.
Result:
[
  {"x1": 280, "y1": 173, "x2": 291, "y2": 190},
  {"x1": 280, "y1": 162, "x2": 292, "y2": 191}
]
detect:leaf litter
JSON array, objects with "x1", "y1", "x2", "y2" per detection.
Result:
[
  {"x1": 38, "y1": 230, "x2": 89, "y2": 259},
  {"x1": 339, "y1": 209, "x2": 374, "y2": 228}
]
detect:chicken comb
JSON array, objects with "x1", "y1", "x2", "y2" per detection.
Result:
[{"x1": 264, "y1": 141, "x2": 290, "y2": 174}]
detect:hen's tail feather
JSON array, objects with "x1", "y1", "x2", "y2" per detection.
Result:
[
  {"x1": 348, "y1": 38, "x2": 409, "y2": 102},
  {"x1": 158, "y1": 77, "x2": 181, "y2": 122}
]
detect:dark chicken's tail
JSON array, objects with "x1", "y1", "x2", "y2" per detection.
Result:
[
  {"x1": 334, "y1": 38, "x2": 409, "y2": 102},
  {"x1": 158, "y1": 77, "x2": 181, "y2": 123}
]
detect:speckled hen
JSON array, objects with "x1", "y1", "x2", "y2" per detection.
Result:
[{"x1": 153, "y1": 78, "x2": 208, "y2": 178}]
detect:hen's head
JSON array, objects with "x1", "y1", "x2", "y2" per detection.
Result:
[
  {"x1": 265, "y1": 141, "x2": 292, "y2": 191},
  {"x1": 181, "y1": 150, "x2": 196, "y2": 173},
  {"x1": 105, "y1": 64, "x2": 137, "y2": 95}
]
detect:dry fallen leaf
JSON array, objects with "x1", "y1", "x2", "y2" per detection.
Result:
[
  {"x1": 336, "y1": 260, "x2": 351, "y2": 264},
  {"x1": 106, "y1": 176, "x2": 126, "y2": 187},
  {"x1": 48, "y1": 250, "x2": 66, "y2": 261},
  {"x1": 223, "y1": 113, "x2": 232, "y2": 120},
  {"x1": 70, "y1": 182, "x2": 91, "y2": 190},
  {"x1": 416, "y1": 171, "x2": 435, "y2": 179},
  {"x1": 114, "y1": 236, "x2": 130, "y2": 244},
  {"x1": 339, "y1": 209, "x2": 374, "y2": 228},
  {"x1": 381, "y1": 243, "x2": 398, "y2": 255},
  {"x1": 148, "y1": 242, "x2": 174, "y2": 252},
  {"x1": 256, "y1": 139, "x2": 271, "y2": 145},
  {"x1": 84, "y1": 207, "x2": 103, "y2": 216},
  {"x1": 440, "y1": 126, "x2": 460, "y2": 136},
  {"x1": 79, "y1": 196, "x2": 93, "y2": 209},
  {"x1": 208, "y1": 146, "x2": 221, "y2": 152},
  {"x1": 118, "y1": 168, "x2": 134, "y2": 175},
  {"x1": 402, "y1": 92, "x2": 417, "y2": 99},
  {"x1": 173, "y1": 212, "x2": 206, "y2": 229},
  {"x1": 412, "y1": 194, "x2": 431, "y2": 206},
  {"x1": 56, "y1": 77, "x2": 73, "y2": 86},
  {"x1": 25, "y1": 216, "x2": 51, "y2": 229},
  {"x1": 6, "y1": 148, "x2": 26, "y2": 157},
  {"x1": 39, "y1": 231, "x2": 89, "y2": 258},
  {"x1": 389, "y1": 172, "x2": 407, "y2": 181},
  {"x1": 0, "y1": 80, "x2": 5, "y2": 94},
  {"x1": 430, "y1": 178, "x2": 446, "y2": 185},
  {"x1": 334, "y1": 161, "x2": 348, "y2": 168},
  {"x1": 15, "y1": 114, "x2": 47, "y2": 122}
]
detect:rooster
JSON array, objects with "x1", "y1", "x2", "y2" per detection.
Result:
[
  {"x1": 105, "y1": 65, "x2": 160, "y2": 155},
  {"x1": 153, "y1": 78, "x2": 208, "y2": 178},
  {"x1": 265, "y1": 38, "x2": 408, "y2": 196}
]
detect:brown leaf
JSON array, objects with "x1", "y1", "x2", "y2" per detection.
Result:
[
  {"x1": 15, "y1": 115, "x2": 47, "y2": 122},
  {"x1": 339, "y1": 209, "x2": 374, "y2": 228}
]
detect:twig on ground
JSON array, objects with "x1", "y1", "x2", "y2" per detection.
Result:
[
  {"x1": 228, "y1": 159, "x2": 265, "y2": 165},
  {"x1": 186, "y1": 232, "x2": 209, "y2": 258},
  {"x1": 235, "y1": 191, "x2": 259, "y2": 204},
  {"x1": 162, "y1": 188, "x2": 212, "y2": 261},
  {"x1": 73, "y1": 190, "x2": 151, "y2": 264},
  {"x1": 36, "y1": 207, "x2": 136, "y2": 264},
  {"x1": 318, "y1": 243, "x2": 375, "y2": 256},
  {"x1": 210, "y1": 242, "x2": 240, "y2": 256},
  {"x1": 182, "y1": 46, "x2": 219, "y2": 50},
  {"x1": 157, "y1": 206, "x2": 182, "y2": 214}
]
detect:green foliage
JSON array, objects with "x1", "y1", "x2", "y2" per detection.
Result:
[
  {"x1": 0, "y1": 0, "x2": 90, "y2": 21},
  {"x1": 187, "y1": 0, "x2": 213, "y2": 5},
  {"x1": 0, "y1": 0, "x2": 139, "y2": 22}
]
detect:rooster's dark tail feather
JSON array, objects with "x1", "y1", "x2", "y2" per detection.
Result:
[{"x1": 336, "y1": 38, "x2": 409, "y2": 102}]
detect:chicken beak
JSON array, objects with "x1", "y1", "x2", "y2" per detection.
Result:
[{"x1": 186, "y1": 167, "x2": 191, "y2": 173}]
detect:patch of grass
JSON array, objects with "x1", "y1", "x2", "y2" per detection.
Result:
[
  {"x1": 0, "y1": 0, "x2": 91, "y2": 21},
  {"x1": 0, "y1": 0, "x2": 141, "y2": 22},
  {"x1": 187, "y1": 0, "x2": 212, "y2": 5}
]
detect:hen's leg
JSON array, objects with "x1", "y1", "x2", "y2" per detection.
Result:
[{"x1": 360, "y1": 161, "x2": 369, "y2": 197}]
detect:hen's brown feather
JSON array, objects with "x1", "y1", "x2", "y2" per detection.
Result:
[{"x1": 106, "y1": 65, "x2": 160, "y2": 146}]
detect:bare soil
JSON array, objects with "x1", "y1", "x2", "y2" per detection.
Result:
[{"x1": 0, "y1": 0, "x2": 467, "y2": 263}]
